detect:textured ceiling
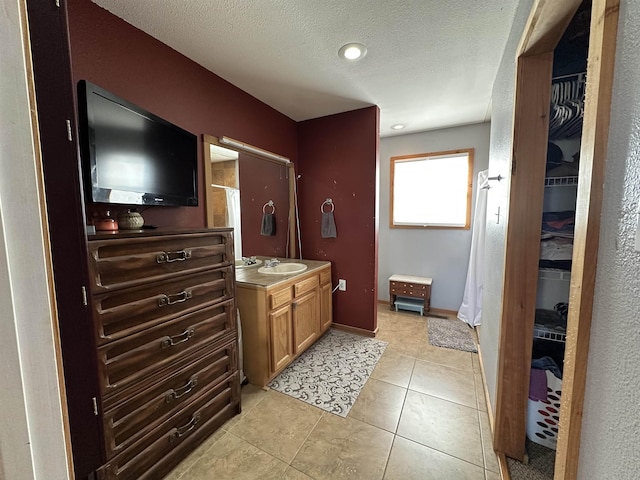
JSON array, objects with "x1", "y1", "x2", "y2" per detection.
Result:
[{"x1": 92, "y1": 0, "x2": 519, "y2": 137}]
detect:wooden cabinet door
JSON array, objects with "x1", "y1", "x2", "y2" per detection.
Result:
[
  {"x1": 293, "y1": 290, "x2": 319, "y2": 354},
  {"x1": 268, "y1": 305, "x2": 293, "y2": 375},
  {"x1": 320, "y1": 282, "x2": 333, "y2": 333}
]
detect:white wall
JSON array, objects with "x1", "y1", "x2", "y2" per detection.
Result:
[
  {"x1": 378, "y1": 122, "x2": 490, "y2": 311},
  {"x1": 579, "y1": 1, "x2": 640, "y2": 476},
  {"x1": 0, "y1": 1, "x2": 70, "y2": 478},
  {"x1": 479, "y1": 0, "x2": 534, "y2": 412}
]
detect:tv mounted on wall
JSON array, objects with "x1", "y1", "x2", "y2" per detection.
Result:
[{"x1": 78, "y1": 80, "x2": 198, "y2": 207}]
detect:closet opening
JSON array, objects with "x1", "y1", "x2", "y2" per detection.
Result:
[
  {"x1": 492, "y1": 0, "x2": 619, "y2": 478},
  {"x1": 510, "y1": 4, "x2": 590, "y2": 476}
]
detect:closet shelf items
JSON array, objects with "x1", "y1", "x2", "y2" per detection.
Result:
[
  {"x1": 544, "y1": 176, "x2": 578, "y2": 187},
  {"x1": 533, "y1": 324, "x2": 566, "y2": 343},
  {"x1": 538, "y1": 268, "x2": 571, "y2": 281},
  {"x1": 549, "y1": 72, "x2": 586, "y2": 139}
]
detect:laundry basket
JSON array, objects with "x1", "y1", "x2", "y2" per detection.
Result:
[{"x1": 526, "y1": 369, "x2": 562, "y2": 449}]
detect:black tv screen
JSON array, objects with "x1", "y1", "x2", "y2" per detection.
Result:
[{"x1": 78, "y1": 80, "x2": 198, "y2": 207}]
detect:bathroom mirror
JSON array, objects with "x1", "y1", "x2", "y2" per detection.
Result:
[{"x1": 203, "y1": 135, "x2": 295, "y2": 259}]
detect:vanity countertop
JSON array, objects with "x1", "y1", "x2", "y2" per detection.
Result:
[{"x1": 235, "y1": 256, "x2": 330, "y2": 288}]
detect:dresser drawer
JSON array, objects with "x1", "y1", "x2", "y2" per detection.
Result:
[
  {"x1": 103, "y1": 341, "x2": 237, "y2": 459},
  {"x1": 390, "y1": 281, "x2": 428, "y2": 298},
  {"x1": 88, "y1": 232, "x2": 233, "y2": 293},
  {"x1": 93, "y1": 266, "x2": 233, "y2": 344},
  {"x1": 99, "y1": 299, "x2": 235, "y2": 402},
  {"x1": 97, "y1": 374, "x2": 240, "y2": 480}
]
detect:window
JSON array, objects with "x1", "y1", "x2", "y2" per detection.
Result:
[{"x1": 390, "y1": 149, "x2": 473, "y2": 229}]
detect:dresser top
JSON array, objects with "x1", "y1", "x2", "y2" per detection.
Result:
[
  {"x1": 87, "y1": 227, "x2": 233, "y2": 240},
  {"x1": 389, "y1": 274, "x2": 432, "y2": 285}
]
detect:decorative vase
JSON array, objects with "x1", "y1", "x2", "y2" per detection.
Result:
[
  {"x1": 94, "y1": 210, "x2": 118, "y2": 231},
  {"x1": 118, "y1": 209, "x2": 144, "y2": 230}
]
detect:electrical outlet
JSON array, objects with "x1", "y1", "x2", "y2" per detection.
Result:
[{"x1": 338, "y1": 279, "x2": 347, "y2": 291}]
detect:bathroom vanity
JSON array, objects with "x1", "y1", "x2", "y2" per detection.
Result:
[{"x1": 235, "y1": 258, "x2": 332, "y2": 387}]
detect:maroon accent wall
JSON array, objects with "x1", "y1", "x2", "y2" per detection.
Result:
[
  {"x1": 66, "y1": 0, "x2": 297, "y2": 228},
  {"x1": 66, "y1": 0, "x2": 381, "y2": 330},
  {"x1": 298, "y1": 107, "x2": 380, "y2": 332}
]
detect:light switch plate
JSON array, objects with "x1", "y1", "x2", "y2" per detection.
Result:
[{"x1": 635, "y1": 213, "x2": 640, "y2": 252}]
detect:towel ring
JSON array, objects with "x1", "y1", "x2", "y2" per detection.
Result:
[
  {"x1": 321, "y1": 198, "x2": 334, "y2": 213},
  {"x1": 262, "y1": 200, "x2": 275, "y2": 214}
]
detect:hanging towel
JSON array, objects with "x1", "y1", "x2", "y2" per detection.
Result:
[
  {"x1": 260, "y1": 212, "x2": 276, "y2": 236},
  {"x1": 321, "y1": 211, "x2": 337, "y2": 238}
]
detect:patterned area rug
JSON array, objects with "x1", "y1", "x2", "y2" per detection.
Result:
[
  {"x1": 428, "y1": 316, "x2": 478, "y2": 353},
  {"x1": 268, "y1": 329, "x2": 388, "y2": 417}
]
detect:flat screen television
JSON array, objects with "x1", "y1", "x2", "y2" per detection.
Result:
[{"x1": 78, "y1": 80, "x2": 198, "y2": 207}]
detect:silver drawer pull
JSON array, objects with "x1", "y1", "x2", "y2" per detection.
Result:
[
  {"x1": 161, "y1": 328, "x2": 195, "y2": 349},
  {"x1": 165, "y1": 376, "x2": 198, "y2": 403},
  {"x1": 169, "y1": 413, "x2": 200, "y2": 443},
  {"x1": 158, "y1": 290, "x2": 192, "y2": 307},
  {"x1": 156, "y1": 250, "x2": 192, "y2": 263}
]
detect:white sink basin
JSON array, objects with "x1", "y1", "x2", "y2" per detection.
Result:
[
  {"x1": 258, "y1": 263, "x2": 308, "y2": 275},
  {"x1": 235, "y1": 259, "x2": 262, "y2": 269}
]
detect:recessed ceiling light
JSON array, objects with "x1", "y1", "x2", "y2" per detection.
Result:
[
  {"x1": 391, "y1": 124, "x2": 405, "y2": 130},
  {"x1": 338, "y1": 43, "x2": 367, "y2": 61}
]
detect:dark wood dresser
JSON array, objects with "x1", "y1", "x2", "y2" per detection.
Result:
[{"x1": 86, "y1": 229, "x2": 240, "y2": 479}]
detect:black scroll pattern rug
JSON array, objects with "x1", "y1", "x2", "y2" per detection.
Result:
[{"x1": 268, "y1": 329, "x2": 388, "y2": 417}]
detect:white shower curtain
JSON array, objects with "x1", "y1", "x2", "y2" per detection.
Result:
[
  {"x1": 225, "y1": 187, "x2": 242, "y2": 260},
  {"x1": 458, "y1": 170, "x2": 489, "y2": 327}
]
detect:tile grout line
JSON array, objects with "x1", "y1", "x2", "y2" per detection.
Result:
[
  {"x1": 382, "y1": 306, "x2": 490, "y2": 474},
  {"x1": 221, "y1": 391, "x2": 315, "y2": 468},
  {"x1": 393, "y1": 430, "x2": 489, "y2": 472},
  {"x1": 404, "y1": 346, "x2": 487, "y2": 471},
  {"x1": 177, "y1": 307, "x2": 490, "y2": 479},
  {"x1": 474, "y1": 370, "x2": 499, "y2": 476},
  {"x1": 381, "y1": 435, "x2": 399, "y2": 479},
  {"x1": 287, "y1": 410, "x2": 326, "y2": 470},
  {"x1": 381, "y1": 382, "x2": 411, "y2": 478}
]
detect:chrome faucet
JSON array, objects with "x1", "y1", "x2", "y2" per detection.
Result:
[
  {"x1": 265, "y1": 258, "x2": 280, "y2": 268},
  {"x1": 242, "y1": 256, "x2": 257, "y2": 266}
]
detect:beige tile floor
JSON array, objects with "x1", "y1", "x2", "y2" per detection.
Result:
[{"x1": 165, "y1": 305, "x2": 501, "y2": 480}]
